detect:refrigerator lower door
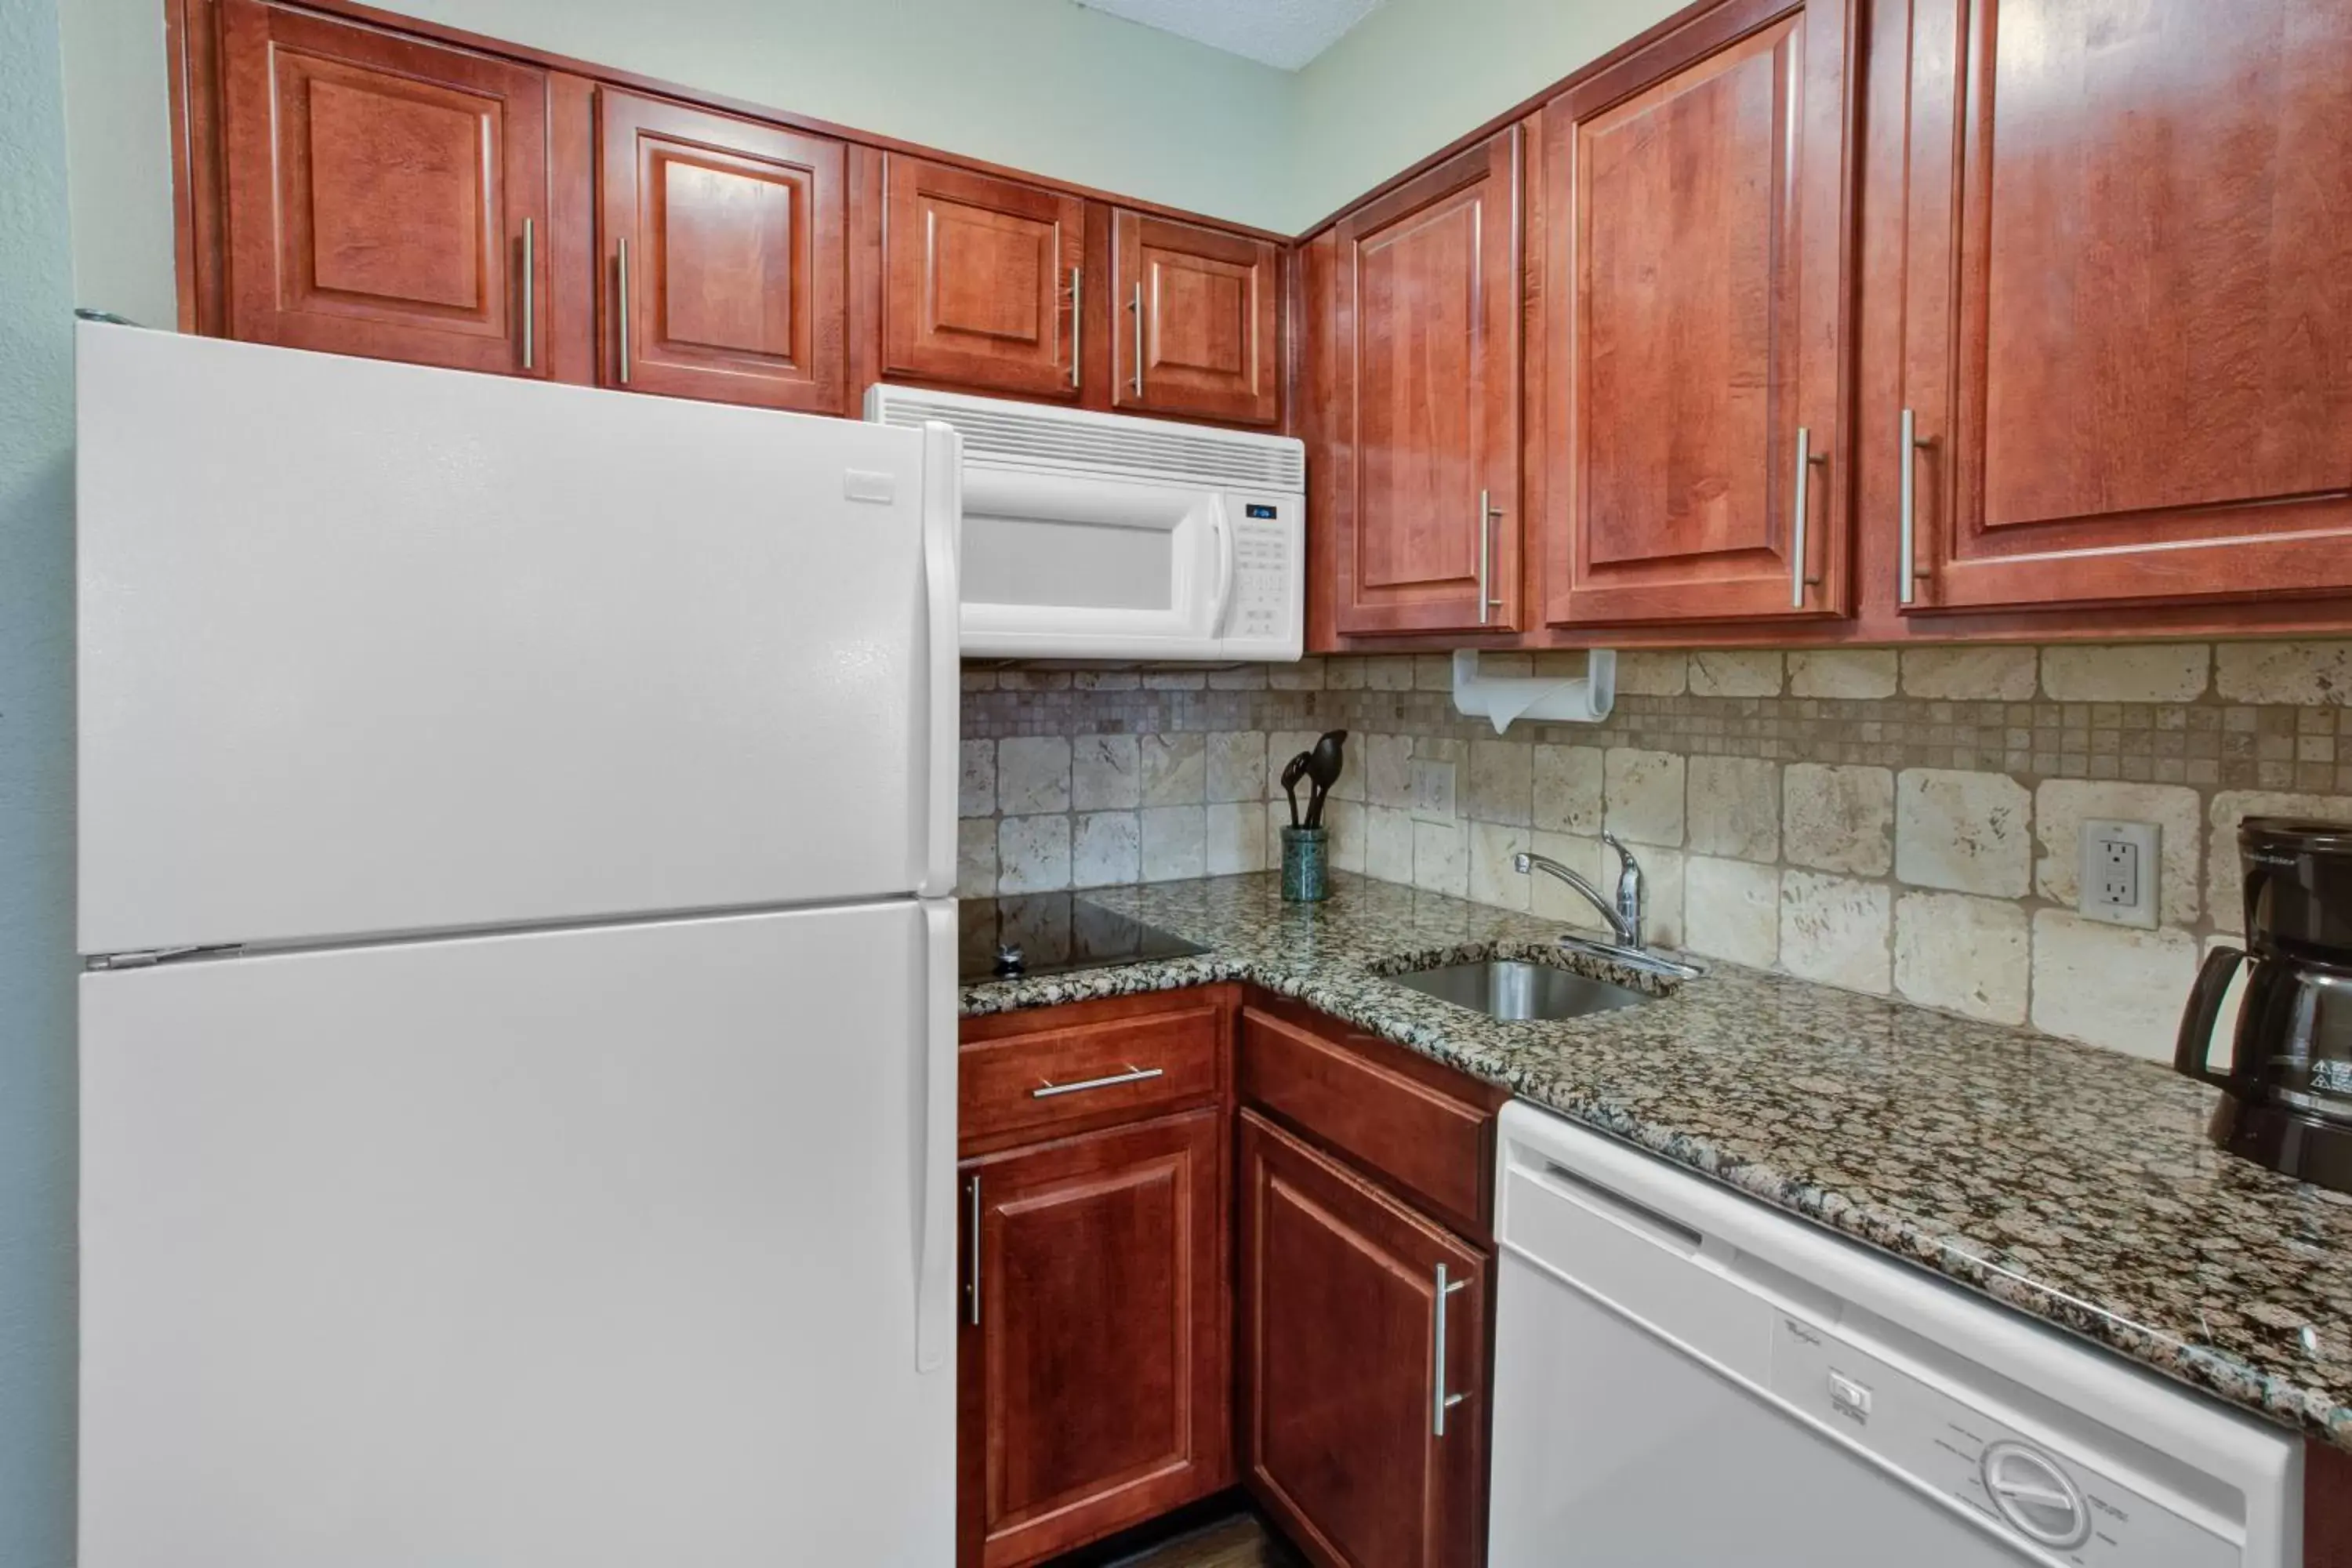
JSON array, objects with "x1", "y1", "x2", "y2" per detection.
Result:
[
  {"x1": 80, "y1": 900, "x2": 956, "y2": 1568},
  {"x1": 77, "y1": 323, "x2": 960, "y2": 956}
]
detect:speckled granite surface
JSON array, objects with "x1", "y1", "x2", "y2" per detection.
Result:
[{"x1": 960, "y1": 872, "x2": 2352, "y2": 1453}]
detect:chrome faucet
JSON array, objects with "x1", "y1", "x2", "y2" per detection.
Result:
[{"x1": 1515, "y1": 833, "x2": 1702, "y2": 982}]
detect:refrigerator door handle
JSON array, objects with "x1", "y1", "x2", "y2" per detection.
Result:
[
  {"x1": 918, "y1": 421, "x2": 963, "y2": 900},
  {"x1": 916, "y1": 899, "x2": 958, "y2": 1373}
]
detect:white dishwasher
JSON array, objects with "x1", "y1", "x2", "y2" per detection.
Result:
[{"x1": 1489, "y1": 1102, "x2": 2304, "y2": 1567}]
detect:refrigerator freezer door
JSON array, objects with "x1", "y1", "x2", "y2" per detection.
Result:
[
  {"x1": 80, "y1": 901, "x2": 955, "y2": 1568},
  {"x1": 76, "y1": 324, "x2": 958, "y2": 955}
]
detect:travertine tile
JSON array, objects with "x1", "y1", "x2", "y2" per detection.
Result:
[
  {"x1": 2214, "y1": 641, "x2": 2352, "y2": 706},
  {"x1": 1071, "y1": 811, "x2": 1140, "y2": 888},
  {"x1": 1533, "y1": 744, "x2": 1605, "y2": 834},
  {"x1": 1783, "y1": 764, "x2": 1894, "y2": 875},
  {"x1": 1139, "y1": 734, "x2": 1206, "y2": 806},
  {"x1": 1616, "y1": 651, "x2": 1690, "y2": 696},
  {"x1": 1323, "y1": 655, "x2": 1367, "y2": 690},
  {"x1": 1140, "y1": 804, "x2": 1207, "y2": 881},
  {"x1": 1468, "y1": 821, "x2": 1534, "y2": 910},
  {"x1": 1635, "y1": 846, "x2": 1684, "y2": 947},
  {"x1": 1779, "y1": 870, "x2": 1892, "y2": 994},
  {"x1": 1414, "y1": 654, "x2": 1454, "y2": 691},
  {"x1": 958, "y1": 739, "x2": 996, "y2": 818},
  {"x1": 1689, "y1": 650, "x2": 1784, "y2": 697},
  {"x1": 1687, "y1": 755, "x2": 1780, "y2": 862},
  {"x1": 1526, "y1": 832, "x2": 1610, "y2": 932},
  {"x1": 997, "y1": 815, "x2": 1071, "y2": 894},
  {"x1": 1468, "y1": 739, "x2": 1534, "y2": 826},
  {"x1": 1363, "y1": 733, "x2": 1414, "y2": 809},
  {"x1": 1684, "y1": 855, "x2": 1777, "y2": 968},
  {"x1": 1069, "y1": 668, "x2": 1138, "y2": 691},
  {"x1": 1207, "y1": 730, "x2": 1267, "y2": 804},
  {"x1": 2034, "y1": 780, "x2": 2201, "y2": 924},
  {"x1": 1603, "y1": 748, "x2": 1686, "y2": 847},
  {"x1": 1208, "y1": 664, "x2": 1269, "y2": 691},
  {"x1": 1412, "y1": 817, "x2": 1470, "y2": 898},
  {"x1": 1206, "y1": 801, "x2": 1266, "y2": 875},
  {"x1": 2206, "y1": 789, "x2": 2352, "y2": 930},
  {"x1": 1141, "y1": 668, "x2": 1204, "y2": 691},
  {"x1": 1900, "y1": 646, "x2": 2038, "y2": 701},
  {"x1": 1364, "y1": 804, "x2": 1414, "y2": 884},
  {"x1": 1896, "y1": 768, "x2": 2031, "y2": 896},
  {"x1": 1071, "y1": 734, "x2": 1140, "y2": 811},
  {"x1": 957, "y1": 818, "x2": 999, "y2": 897},
  {"x1": 2031, "y1": 911, "x2": 2198, "y2": 1062},
  {"x1": 1323, "y1": 799, "x2": 1367, "y2": 875},
  {"x1": 1894, "y1": 892, "x2": 2027, "y2": 1025},
  {"x1": 996, "y1": 735, "x2": 1072, "y2": 815},
  {"x1": 1267, "y1": 661, "x2": 1326, "y2": 691},
  {"x1": 1788, "y1": 649, "x2": 1897, "y2": 699},
  {"x1": 2039, "y1": 644, "x2": 2209, "y2": 702},
  {"x1": 1365, "y1": 655, "x2": 1416, "y2": 691}
]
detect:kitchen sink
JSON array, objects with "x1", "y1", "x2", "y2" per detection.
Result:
[{"x1": 1386, "y1": 959, "x2": 1653, "y2": 1022}]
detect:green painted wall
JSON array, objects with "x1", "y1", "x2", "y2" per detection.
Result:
[
  {"x1": 0, "y1": 0, "x2": 81, "y2": 1556},
  {"x1": 58, "y1": 0, "x2": 1299, "y2": 327},
  {"x1": 1289, "y1": 0, "x2": 1688, "y2": 227}
]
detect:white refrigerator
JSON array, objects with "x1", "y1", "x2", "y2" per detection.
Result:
[{"x1": 74, "y1": 324, "x2": 962, "y2": 1566}]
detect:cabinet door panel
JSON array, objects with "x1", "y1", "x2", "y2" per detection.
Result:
[
  {"x1": 599, "y1": 91, "x2": 846, "y2": 411},
  {"x1": 1333, "y1": 132, "x2": 1522, "y2": 636},
  {"x1": 1240, "y1": 1111, "x2": 1485, "y2": 1568},
  {"x1": 960, "y1": 1109, "x2": 1229, "y2": 1568},
  {"x1": 884, "y1": 156, "x2": 1084, "y2": 400},
  {"x1": 220, "y1": 1, "x2": 548, "y2": 375},
  {"x1": 1546, "y1": 0, "x2": 1853, "y2": 625},
  {"x1": 1901, "y1": 0, "x2": 2352, "y2": 609},
  {"x1": 1112, "y1": 211, "x2": 1279, "y2": 424}
]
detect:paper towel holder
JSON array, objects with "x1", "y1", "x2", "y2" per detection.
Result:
[{"x1": 1450, "y1": 648, "x2": 1615, "y2": 734}]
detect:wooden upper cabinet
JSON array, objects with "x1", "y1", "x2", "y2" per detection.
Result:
[
  {"x1": 1111, "y1": 211, "x2": 1280, "y2": 425},
  {"x1": 1331, "y1": 130, "x2": 1523, "y2": 636},
  {"x1": 1239, "y1": 1110, "x2": 1486, "y2": 1568},
  {"x1": 1899, "y1": 0, "x2": 2352, "y2": 612},
  {"x1": 216, "y1": 1, "x2": 550, "y2": 376},
  {"x1": 960, "y1": 1109, "x2": 1229, "y2": 1568},
  {"x1": 1544, "y1": 0, "x2": 1855, "y2": 626},
  {"x1": 883, "y1": 155, "x2": 1085, "y2": 400},
  {"x1": 597, "y1": 90, "x2": 847, "y2": 412}
]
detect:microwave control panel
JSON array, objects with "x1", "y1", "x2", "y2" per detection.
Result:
[{"x1": 1222, "y1": 499, "x2": 1301, "y2": 652}]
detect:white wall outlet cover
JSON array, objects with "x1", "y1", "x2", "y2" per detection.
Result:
[
  {"x1": 1408, "y1": 758, "x2": 1457, "y2": 824},
  {"x1": 2078, "y1": 818, "x2": 2161, "y2": 929}
]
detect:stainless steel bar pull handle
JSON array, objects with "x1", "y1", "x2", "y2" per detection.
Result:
[
  {"x1": 1899, "y1": 408, "x2": 1932, "y2": 606},
  {"x1": 1069, "y1": 267, "x2": 1082, "y2": 389},
  {"x1": 520, "y1": 219, "x2": 535, "y2": 371},
  {"x1": 964, "y1": 1174, "x2": 982, "y2": 1327},
  {"x1": 615, "y1": 238, "x2": 633, "y2": 386},
  {"x1": 1031, "y1": 1064, "x2": 1163, "y2": 1099},
  {"x1": 1432, "y1": 1263, "x2": 1470, "y2": 1437},
  {"x1": 1131, "y1": 283, "x2": 1145, "y2": 397},
  {"x1": 1478, "y1": 491, "x2": 1505, "y2": 625},
  {"x1": 1791, "y1": 426, "x2": 1825, "y2": 608}
]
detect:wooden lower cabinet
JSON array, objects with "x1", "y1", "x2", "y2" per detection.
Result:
[
  {"x1": 1238, "y1": 1109, "x2": 1489, "y2": 1568},
  {"x1": 958, "y1": 1107, "x2": 1232, "y2": 1568}
]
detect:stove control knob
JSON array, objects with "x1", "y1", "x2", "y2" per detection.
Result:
[
  {"x1": 993, "y1": 943, "x2": 1025, "y2": 978},
  {"x1": 1981, "y1": 1441, "x2": 2089, "y2": 1551}
]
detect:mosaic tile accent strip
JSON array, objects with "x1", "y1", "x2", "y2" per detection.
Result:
[{"x1": 960, "y1": 872, "x2": 2352, "y2": 1454}]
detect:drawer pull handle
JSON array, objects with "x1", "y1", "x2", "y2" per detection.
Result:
[{"x1": 1032, "y1": 1064, "x2": 1163, "y2": 1099}]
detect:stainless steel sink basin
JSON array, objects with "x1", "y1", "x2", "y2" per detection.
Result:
[{"x1": 1387, "y1": 959, "x2": 1652, "y2": 1021}]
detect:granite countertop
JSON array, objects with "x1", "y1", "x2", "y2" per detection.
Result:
[{"x1": 960, "y1": 871, "x2": 2352, "y2": 1454}]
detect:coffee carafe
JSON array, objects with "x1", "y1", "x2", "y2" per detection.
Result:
[{"x1": 2176, "y1": 817, "x2": 2352, "y2": 1192}]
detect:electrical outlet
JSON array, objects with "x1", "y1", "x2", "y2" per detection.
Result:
[
  {"x1": 1409, "y1": 758, "x2": 1457, "y2": 823},
  {"x1": 2078, "y1": 818, "x2": 2159, "y2": 929}
]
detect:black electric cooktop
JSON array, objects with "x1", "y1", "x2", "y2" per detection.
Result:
[{"x1": 956, "y1": 894, "x2": 1207, "y2": 986}]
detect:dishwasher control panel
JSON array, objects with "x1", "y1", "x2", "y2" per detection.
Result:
[{"x1": 1770, "y1": 1313, "x2": 2236, "y2": 1566}]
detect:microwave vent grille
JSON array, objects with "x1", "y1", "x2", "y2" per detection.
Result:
[{"x1": 868, "y1": 387, "x2": 1304, "y2": 492}]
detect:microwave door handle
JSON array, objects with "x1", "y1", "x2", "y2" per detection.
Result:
[{"x1": 1206, "y1": 503, "x2": 1235, "y2": 638}]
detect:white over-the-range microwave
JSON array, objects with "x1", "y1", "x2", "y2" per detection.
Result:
[{"x1": 865, "y1": 386, "x2": 1305, "y2": 661}]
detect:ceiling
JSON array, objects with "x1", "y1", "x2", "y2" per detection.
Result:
[{"x1": 1072, "y1": 0, "x2": 1388, "y2": 71}]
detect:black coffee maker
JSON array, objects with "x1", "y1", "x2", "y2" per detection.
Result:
[{"x1": 2176, "y1": 817, "x2": 2352, "y2": 1192}]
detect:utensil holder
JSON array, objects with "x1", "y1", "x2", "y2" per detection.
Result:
[{"x1": 1280, "y1": 826, "x2": 1329, "y2": 902}]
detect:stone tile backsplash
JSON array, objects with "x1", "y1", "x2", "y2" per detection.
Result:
[{"x1": 957, "y1": 641, "x2": 2352, "y2": 1062}]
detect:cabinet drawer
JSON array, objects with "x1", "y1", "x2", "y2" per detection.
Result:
[
  {"x1": 1239, "y1": 1005, "x2": 1495, "y2": 1241},
  {"x1": 961, "y1": 993, "x2": 1225, "y2": 1153}
]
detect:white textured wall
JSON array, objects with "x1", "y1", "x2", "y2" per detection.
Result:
[
  {"x1": 56, "y1": 0, "x2": 1299, "y2": 326},
  {"x1": 1289, "y1": 0, "x2": 1688, "y2": 227},
  {"x1": 0, "y1": 0, "x2": 81, "y2": 1556}
]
